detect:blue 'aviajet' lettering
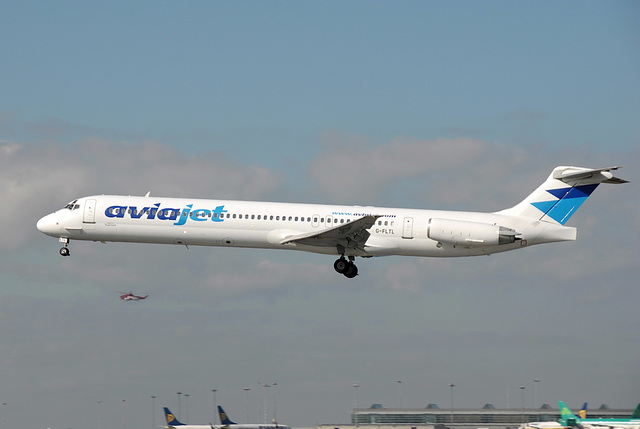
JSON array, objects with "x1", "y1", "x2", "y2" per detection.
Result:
[
  {"x1": 157, "y1": 208, "x2": 180, "y2": 221},
  {"x1": 105, "y1": 203, "x2": 228, "y2": 225},
  {"x1": 211, "y1": 205, "x2": 227, "y2": 222},
  {"x1": 105, "y1": 206, "x2": 127, "y2": 218},
  {"x1": 173, "y1": 204, "x2": 193, "y2": 226},
  {"x1": 147, "y1": 203, "x2": 160, "y2": 220},
  {"x1": 129, "y1": 206, "x2": 149, "y2": 219}
]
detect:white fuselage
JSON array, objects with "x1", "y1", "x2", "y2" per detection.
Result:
[
  {"x1": 581, "y1": 421, "x2": 640, "y2": 429},
  {"x1": 36, "y1": 194, "x2": 575, "y2": 258}
]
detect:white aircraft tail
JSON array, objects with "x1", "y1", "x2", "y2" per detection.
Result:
[{"x1": 498, "y1": 166, "x2": 627, "y2": 225}]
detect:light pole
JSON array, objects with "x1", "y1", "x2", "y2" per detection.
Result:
[
  {"x1": 212, "y1": 389, "x2": 218, "y2": 424},
  {"x1": 353, "y1": 384, "x2": 361, "y2": 428},
  {"x1": 97, "y1": 400, "x2": 103, "y2": 429},
  {"x1": 244, "y1": 388, "x2": 251, "y2": 423},
  {"x1": 122, "y1": 398, "x2": 127, "y2": 429},
  {"x1": 533, "y1": 380, "x2": 540, "y2": 409},
  {"x1": 177, "y1": 392, "x2": 182, "y2": 420},
  {"x1": 272, "y1": 382, "x2": 278, "y2": 423},
  {"x1": 449, "y1": 384, "x2": 455, "y2": 426},
  {"x1": 397, "y1": 380, "x2": 402, "y2": 408},
  {"x1": 184, "y1": 393, "x2": 190, "y2": 423},
  {"x1": 259, "y1": 383, "x2": 271, "y2": 424},
  {"x1": 151, "y1": 396, "x2": 156, "y2": 429},
  {"x1": 520, "y1": 386, "x2": 526, "y2": 424}
]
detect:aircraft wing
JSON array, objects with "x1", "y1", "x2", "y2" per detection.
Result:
[{"x1": 281, "y1": 215, "x2": 381, "y2": 252}]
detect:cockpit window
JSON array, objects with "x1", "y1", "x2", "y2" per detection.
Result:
[{"x1": 64, "y1": 200, "x2": 80, "y2": 210}]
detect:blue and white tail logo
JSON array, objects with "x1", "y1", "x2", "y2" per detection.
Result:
[
  {"x1": 531, "y1": 183, "x2": 599, "y2": 225},
  {"x1": 498, "y1": 166, "x2": 626, "y2": 225}
]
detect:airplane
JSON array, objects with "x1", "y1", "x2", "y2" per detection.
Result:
[
  {"x1": 218, "y1": 405, "x2": 291, "y2": 429},
  {"x1": 119, "y1": 292, "x2": 148, "y2": 301},
  {"x1": 163, "y1": 407, "x2": 211, "y2": 429},
  {"x1": 559, "y1": 401, "x2": 640, "y2": 429},
  {"x1": 519, "y1": 403, "x2": 588, "y2": 429},
  {"x1": 162, "y1": 406, "x2": 292, "y2": 429},
  {"x1": 36, "y1": 165, "x2": 627, "y2": 278}
]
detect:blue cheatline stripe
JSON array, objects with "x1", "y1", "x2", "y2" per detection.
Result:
[{"x1": 531, "y1": 184, "x2": 599, "y2": 225}]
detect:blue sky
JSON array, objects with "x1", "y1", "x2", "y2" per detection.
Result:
[{"x1": 1, "y1": 2, "x2": 639, "y2": 429}]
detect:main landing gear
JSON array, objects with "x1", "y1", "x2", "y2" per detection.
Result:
[
  {"x1": 59, "y1": 237, "x2": 70, "y2": 256},
  {"x1": 334, "y1": 256, "x2": 358, "y2": 278}
]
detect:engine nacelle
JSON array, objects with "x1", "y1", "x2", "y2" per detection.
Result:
[{"x1": 427, "y1": 218, "x2": 519, "y2": 246}]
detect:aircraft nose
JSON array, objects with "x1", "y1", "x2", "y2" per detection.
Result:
[{"x1": 36, "y1": 213, "x2": 60, "y2": 236}]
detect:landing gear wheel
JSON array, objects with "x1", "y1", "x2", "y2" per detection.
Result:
[
  {"x1": 343, "y1": 262, "x2": 358, "y2": 278},
  {"x1": 334, "y1": 257, "x2": 348, "y2": 274},
  {"x1": 59, "y1": 247, "x2": 70, "y2": 257}
]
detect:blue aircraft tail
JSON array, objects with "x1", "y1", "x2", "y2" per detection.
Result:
[
  {"x1": 631, "y1": 403, "x2": 640, "y2": 419},
  {"x1": 164, "y1": 407, "x2": 186, "y2": 426},
  {"x1": 578, "y1": 403, "x2": 588, "y2": 420},
  {"x1": 498, "y1": 166, "x2": 627, "y2": 225},
  {"x1": 218, "y1": 405, "x2": 237, "y2": 425}
]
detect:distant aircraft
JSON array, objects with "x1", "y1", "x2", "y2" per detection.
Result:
[
  {"x1": 162, "y1": 406, "x2": 292, "y2": 429},
  {"x1": 119, "y1": 292, "x2": 148, "y2": 301},
  {"x1": 37, "y1": 166, "x2": 627, "y2": 278},
  {"x1": 163, "y1": 407, "x2": 210, "y2": 429},
  {"x1": 520, "y1": 403, "x2": 588, "y2": 429},
  {"x1": 559, "y1": 401, "x2": 640, "y2": 429},
  {"x1": 218, "y1": 405, "x2": 292, "y2": 429}
]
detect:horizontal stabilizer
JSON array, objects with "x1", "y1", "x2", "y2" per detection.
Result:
[{"x1": 553, "y1": 166, "x2": 628, "y2": 184}]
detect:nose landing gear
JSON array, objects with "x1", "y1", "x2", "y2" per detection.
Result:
[
  {"x1": 333, "y1": 256, "x2": 358, "y2": 278},
  {"x1": 59, "y1": 237, "x2": 70, "y2": 256}
]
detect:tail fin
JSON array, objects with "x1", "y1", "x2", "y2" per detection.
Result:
[
  {"x1": 218, "y1": 405, "x2": 237, "y2": 425},
  {"x1": 578, "y1": 402, "x2": 588, "y2": 419},
  {"x1": 558, "y1": 401, "x2": 582, "y2": 427},
  {"x1": 631, "y1": 403, "x2": 640, "y2": 419},
  {"x1": 498, "y1": 166, "x2": 627, "y2": 225},
  {"x1": 164, "y1": 407, "x2": 185, "y2": 426}
]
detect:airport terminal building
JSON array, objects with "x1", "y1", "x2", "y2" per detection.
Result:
[{"x1": 316, "y1": 404, "x2": 634, "y2": 429}]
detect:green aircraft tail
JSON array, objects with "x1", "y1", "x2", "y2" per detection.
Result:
[{"x1": 559, "y1": 401, "x2": 582, "y2": 427}]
